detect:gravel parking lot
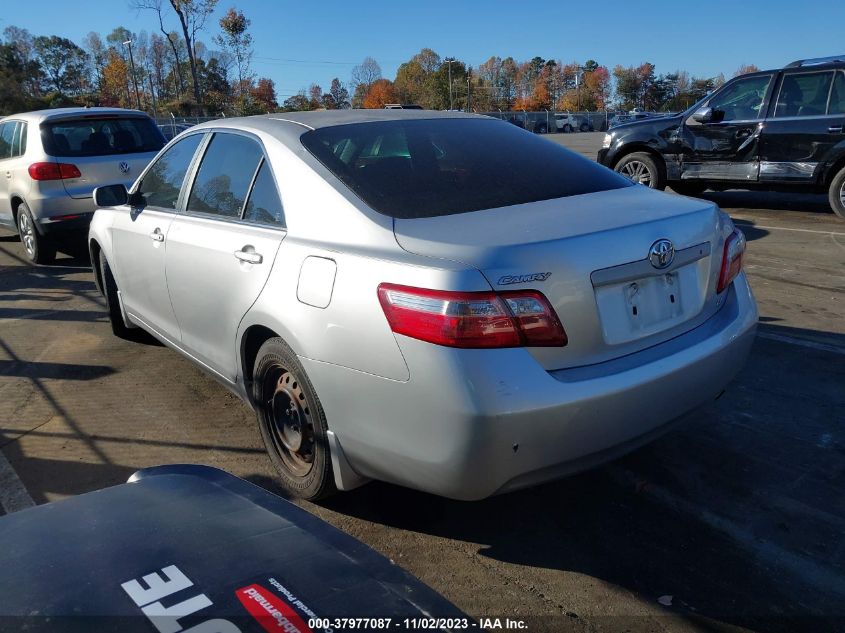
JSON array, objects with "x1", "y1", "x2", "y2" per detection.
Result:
[{"x1": 1, "y1": 132, "x2": 842, "y2": 632}]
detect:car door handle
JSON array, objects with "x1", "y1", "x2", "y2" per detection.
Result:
[
  {"x1": 149, "y1": 228, "x2": 164, "y2": 242},
  {"x1": 234, "y1": 250, "x2": 263, "y2": 264},
  {"x1": 829, "y1": 126, "x2": 843, "y2": 133},
  {"x1": 735, "y1": 128, "x2": 753, "y2": 139}
]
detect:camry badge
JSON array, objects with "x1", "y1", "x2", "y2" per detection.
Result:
[
  {"x1": 648, "y1": 239, "x2": 675, "y2": 269},
  {"x1": 498, "y1": 272, "x2": 552, "y2": 285},
  {"x1": 119, "y1": 161, "x2": 130, "y2": 174}
]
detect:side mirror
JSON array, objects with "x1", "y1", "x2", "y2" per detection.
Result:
[
  {"x1": 93, "y1": 184, "x2": 129, "y2": 207},
  {"x1": 692, "y1": 107, "x2": 713, "y2": 123}
]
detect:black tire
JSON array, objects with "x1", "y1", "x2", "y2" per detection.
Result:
[
  {"x1": 536, "y1": 123, "x2": 548, "y2": 134},
  {"x1": 614, "y1": 152, "x2": 666, "y2": 190},
  {"x1": 671, "y1": 181, "x2": 708, "y2": 197},
  {"x1": 253, "y1": 337, "x2": 336, "y2": 500},
  {"x1": 580, "y1": 123, "x2": 590, "y2": 132},
  {"x1": 828, "y1": 165, "x2": 845, "y2": 220},
  {"x1": 16, "y1": 203, "x2": 55, "y2": 264},
  {"x1": 563, "y1": 124, "x2": 573, "y2": 133},
  {"x1": 99, "y1": 251, "x2": 134, "y2": 339}
]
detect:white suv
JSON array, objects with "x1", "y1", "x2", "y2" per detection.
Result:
[
  {"x1": 554, "y1": 113, "x2": 578, "y2": 133},
  {"x1": 0, "y1": 107, "x2": 164, "y2": 264}
]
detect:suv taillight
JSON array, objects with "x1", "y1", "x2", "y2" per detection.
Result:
[
  {"x1": 717, "y1": 229, "x2": 746, "y2": 293},
  {"x1": 377, "y1": 283, "x2": 567, "y2": 348},
  {"x1": 28, "y1": 162, "x2": 82, "y2": 181}
]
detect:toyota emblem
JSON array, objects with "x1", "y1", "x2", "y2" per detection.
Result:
[{"x1": 648, "y1": 239, "x2": 675, "y2": 269}]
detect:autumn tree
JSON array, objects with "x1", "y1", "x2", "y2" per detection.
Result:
[
  {"x1": 215, "y1": 7, "x2": 252, "y2": 94},
  {"x1": 250, "y1": 77, "x2": 277, "y2": 111},
  {"x1": 363, "y1": 79, "x2": 398, "y2": 109},
  {"x1": 101, "y1": 50, "x2": 131, "y2": 107},
  {"x1": 308, "y1": 83, "x2": 323, "y2": 109},
  {"x1": 734, "y1": 64, "x2": 760, "y2": 77}
]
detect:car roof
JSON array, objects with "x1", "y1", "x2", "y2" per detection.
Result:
[
  {"x1": 185, "y1": 108, "x2": 489, "y2": 146},
  {"x1": 0, "y1": 107, "x2": 151, "y2": 124}
]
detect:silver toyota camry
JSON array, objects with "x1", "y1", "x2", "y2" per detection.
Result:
[{"x1": 88, "y1": 110, "x2": 757, "y2": 500}]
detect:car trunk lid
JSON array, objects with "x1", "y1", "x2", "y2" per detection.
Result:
[
  {"x1": 393, "y1": 186, "x2": 731, "y2": 370},
  {"x1": 59, "y1": 151, "x2": 158, "y2": 199}
]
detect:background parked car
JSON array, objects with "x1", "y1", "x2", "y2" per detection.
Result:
[
  {"x1": 0, "y1": 107, "x2": 164, "y2": 264},
  {"x1": 600, "y1": 55, "x2": 845, "y2": 219},
  {"x1": 158, "y1": 122, "x2": 193, "y2": 141}
]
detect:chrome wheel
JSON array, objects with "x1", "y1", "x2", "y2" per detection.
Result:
[
  {"x1": 265, "y1": 367, "x2": 315, "y2": 477},
  {"x1": 18, "y1": 212, "x2": 35, "y2": 258},
  {"x1": 619, "y1": 160, "x2": 653, "y2": 186}
]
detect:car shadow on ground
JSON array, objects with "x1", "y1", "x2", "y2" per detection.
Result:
[
  {"x1": 250, "y1": 324, "x2": 843, "y2": 632},
  {"x1": 700, "y1": 190, "x2": 832, "y2": 214}
]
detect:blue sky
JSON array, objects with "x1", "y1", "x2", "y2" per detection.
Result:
[{"x1": 2, "y1": 0, "x2": 842, "y2": 98}]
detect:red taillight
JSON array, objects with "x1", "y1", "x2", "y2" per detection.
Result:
[
  {"x1": 377, "y1": 283, "x2": 567, "y2": 349},
  {"x1": 717, "y1": 229, "x2": 746, "y2": 293},
  {"x1": 28, "y1": 162, "x2": 81, "y2": 181}
]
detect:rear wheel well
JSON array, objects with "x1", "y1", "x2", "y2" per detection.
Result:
[
  {"x1": 824, "y1": 155, "x2": 845, "y2": 187},
  {"x1": 10, "y1": 196, "x2": 24, "y2": 226},
  {"x1": 241, "y1": 325, "x2": 281, "y2": 394}
]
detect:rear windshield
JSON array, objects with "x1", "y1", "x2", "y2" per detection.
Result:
[
  {"x1": 42, "y1": 116, "x2": 165, "y2": 157},
  {"x1": 300, "y1": 118, "x2": 631, "y2": 219}
]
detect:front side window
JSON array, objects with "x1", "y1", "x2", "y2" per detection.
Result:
[
  {"x1": 42, "y1": 117, "x2": 165, "y2": 157},
  {"x1": 301, "y1": 118, "x2": 631, "y2": 219},
  {"x1": 186, "y1": 133, "x2": 263, "y2": 219},
  {"x1": 708, "y1": 74, "x2": 773, "y2": 121},
  {"x1": 828, "y1": 72, "x2": 845, "y2": 115},
  {"x1": 137, "y1": 133, "x2": 204, "y2": 211},
  {"x1": 243, "y1": 160, "x2": 285, "y2": 227},
  {"x1": 774, "y1": 72, "x2": 834, "y2": 118}
]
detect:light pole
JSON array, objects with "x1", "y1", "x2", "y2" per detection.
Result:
[
  {"x1": 444, "y1": 58, "x2": 457, "y2": 110},
  {"x1": 123, "y1": 39, "x2": 142, "y2": 111}
]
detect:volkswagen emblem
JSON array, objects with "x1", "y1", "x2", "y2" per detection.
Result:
[
  {"x1": 648, "y1": 239, "x2": 675, "y2": 269},
  {"x1": 118, "y1": 161, "x2": 130, "y2": 174}
]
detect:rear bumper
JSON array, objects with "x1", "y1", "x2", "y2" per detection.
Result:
[
  {"x1": 36, "y1": 212, "x2": 94, "y2": 235},
  {"x1": 303, "y1": 274, "x2": 758, "y2": 500},
  {"x1": 26, "y1": 193, "x2": 96, "y2": 235}
]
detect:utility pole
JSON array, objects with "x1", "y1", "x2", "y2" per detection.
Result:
[
  {"x1": 445, "y1": 58, "x2": 456, "y2": 110},
  {"x1": 467, "y1": 74, "x2": 471, "y2": 111},
  {"x1": 124, "y1": 39, "x2": 142, "y2": 111}
]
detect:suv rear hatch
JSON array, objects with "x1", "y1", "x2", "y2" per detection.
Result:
[
  {"x1": 394, "y1": 185, "x2": 731, "y2": 370},
  {"x1": 41, "y1": 114, "x2": 165, "y2": 199}
]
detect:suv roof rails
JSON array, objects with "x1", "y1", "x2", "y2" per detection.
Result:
[{"x1": 786, "y1": 55, "x2": 845, "y2": 68}]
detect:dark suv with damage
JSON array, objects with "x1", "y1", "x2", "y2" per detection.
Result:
[{"x1": 598, "y1": 55, "x2": 845, "y2": 219}]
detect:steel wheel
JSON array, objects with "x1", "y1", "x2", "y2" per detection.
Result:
[
  {"x1": 619, "y1": 159, "x2": 652, "y2": 186},
  {"x1": 18, "y1": 211, "x2": 35, "y2": 259},
  {"x1": 839, "y1": 180, "x2": 845, "y2": 208},
  {"x1": 264, "y1": 366, "x2": 315, "y2": 478}
]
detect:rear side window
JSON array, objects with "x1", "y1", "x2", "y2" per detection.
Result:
[
  {"x1": 0, "y1": 123, "x2": 15, "y2": 159},
  {"x1": 138, "y1": 133, "x2": 204, "y2": 211},
  {"x1": 829, "y1": 72, "x2": 845, "y2": 115},
  {"x1": 42, "y1": 117, "x2": 165, "y2": 157},
  {"x1": 12, "y1": 122, "x2": 26, "y2": 157},
  {"x1": 243, "y1": 160, "x2": 285, "y2": 227},
  {"x1": 186, "y1": 133, "x2": 263, "y2": 219},
  {"x1": 774, "y1": 72, "x2": 834, "y2": 118},
  {"x1": 301, "y1": 118, "x2": 631, "y2": 219}
]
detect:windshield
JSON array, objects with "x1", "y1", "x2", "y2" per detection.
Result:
[
  {"x1": 41, "y1": 116, "x2": 165, "y2": 157},
  {"x1": 301, "y1": 117, "x2": 631, "y2": 219}
]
